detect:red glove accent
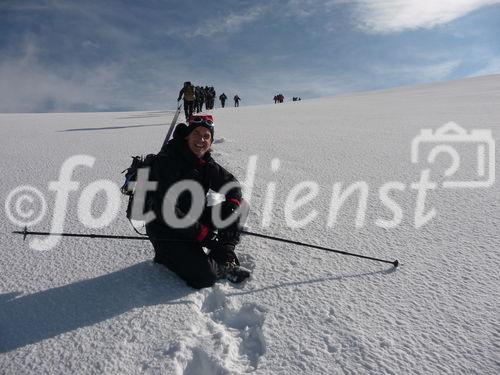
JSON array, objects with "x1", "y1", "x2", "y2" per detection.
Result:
[
  {"x1": 227, "y1": 198, "x2": 240, "y2": 206},
  {"x1": 196, "y1": 224, "x2": 209, "y2": 242}
]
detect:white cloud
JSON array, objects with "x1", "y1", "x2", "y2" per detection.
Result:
[
  {"x1": 370, "y1": 59, "x2": 462, "y2": 82},
  {"x1": 0, "y1": 41, "x2": 124, "y2": 112},
  {"x1": 0, "y1": 37, "x2": 199, "y2": 112},
  {"x1": 352, "y1": 0, "x2": 500, "y2": 33},
  {"x1": 189, "y1": 5, "x2": 268, "y2": 37},
  {"x1": 468, "y1": 58, "x2": 500, "y2": 76}
]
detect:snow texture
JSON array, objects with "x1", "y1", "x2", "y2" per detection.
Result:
[{"x1": 0, "y1": 75, "x2": 499, "y2": 374}]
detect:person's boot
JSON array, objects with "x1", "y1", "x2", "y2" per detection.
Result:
[{"x1": 218, "y1": 260, "x2": 251, "y2": 283}]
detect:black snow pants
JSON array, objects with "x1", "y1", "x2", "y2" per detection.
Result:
[
  {"x1": 146, "y1": 219, "x2": 222, "y2": 289},
  {"x1": 145, "y1": 203, "x2": 248, "y2": 289},
  {"x1": 183, "y1": 99, "x2": 195, "y2": 120}
]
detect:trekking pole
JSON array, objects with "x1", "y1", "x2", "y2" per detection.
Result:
[
  {"x1": 12, "y1": 227, "x2": 189, "y2": 243},
  {"x1": 241, "y1": 229, "x2": 399, "y2": 267},
  {"x1": 12, "y1": 227, "x2": 399, "y2": 267}
]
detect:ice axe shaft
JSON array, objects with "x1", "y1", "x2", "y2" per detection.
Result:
[{"x1": 161, "y1": 102, "x2": 182, "y2": 149}]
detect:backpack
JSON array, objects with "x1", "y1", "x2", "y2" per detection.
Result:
[
  {"x1": 184, "y1": 84, "x2": 195, "y2": 101},
  {"x1": 120, "y1": 154, "x2": 158, "y2": 227}
]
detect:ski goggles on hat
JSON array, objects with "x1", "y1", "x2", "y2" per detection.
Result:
[{"x1": 189, "y1": 115, "x2": 214, "y2": 128}]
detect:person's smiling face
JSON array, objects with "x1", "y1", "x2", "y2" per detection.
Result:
[{"x1": 186, "y1": 126, "x2": 212, "y2": 158}]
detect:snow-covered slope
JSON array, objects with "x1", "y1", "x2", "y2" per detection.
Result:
[{"x1": 1, "y1": 75, "x2": 499, "y2": 374}]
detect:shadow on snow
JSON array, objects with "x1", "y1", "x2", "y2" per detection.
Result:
[
  {"x1": 0, "y1": 261, "x2": 192, "y2": 353},
  {"x1": 59, "y1": 123, "x2": 167, "y2": 132},
  {"x1": 0, "y1": 261, "x2": 398, "y2": 353}
]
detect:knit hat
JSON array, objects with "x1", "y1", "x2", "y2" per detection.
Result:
[{"x1": 186, "y1": 114, "x2": 215, "y2": 140}]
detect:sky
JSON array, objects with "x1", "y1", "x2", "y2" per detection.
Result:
[{"x1": 1, "y1": 0, "x2": 500, "y2": 113}]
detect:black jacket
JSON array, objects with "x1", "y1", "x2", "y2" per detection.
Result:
[{"x1": 148, "y1": 138, "x2": 242, "y2": 240}]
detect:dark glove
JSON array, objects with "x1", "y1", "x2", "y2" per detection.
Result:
[
  {"x1": 199, "y1": 230, "x2": 237, "y2": 264},
  {"x1": 209, "y1": 242, "x2": 237, "y2": 264},
  {"x1": 199, "y1": 231, "x2": 221, "y2": 251},
  {"x1": 219, "y1": 229, "x2": 240, "y2": 247}
]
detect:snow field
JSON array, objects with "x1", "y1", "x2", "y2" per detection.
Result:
[{"x1": 1, "y1": 75, "x2": 499, "y2": 374}]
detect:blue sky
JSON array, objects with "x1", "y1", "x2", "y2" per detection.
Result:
[{"x1": 1, "y1": 0, "x2": 499, "y2": 112}]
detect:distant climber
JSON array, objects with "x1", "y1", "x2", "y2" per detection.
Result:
[
  {"x1": 234, "y1": 95, "x2": 241, "y2": 107},
  {"x1": 177, "y1": 81, "x2": 196, "y2": 120},
  {"x1": 219, "y1": 93, "x2": 227, "y2": 108}
]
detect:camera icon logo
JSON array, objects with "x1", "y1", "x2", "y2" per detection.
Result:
[{"x1": 411, "y1": 122, "x2": 495, "y2": 188}]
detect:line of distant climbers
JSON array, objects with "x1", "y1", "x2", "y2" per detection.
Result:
[
  {"x1": 177, "y1": 81, "x2": 241, "y2": 120},
  {"x1": 273, "y1": 94, "x2": 301, "y2": 103}
]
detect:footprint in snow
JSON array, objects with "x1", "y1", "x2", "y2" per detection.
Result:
[{"x1": 171, "y1": 285, "x2": 266, "y2": 373}]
